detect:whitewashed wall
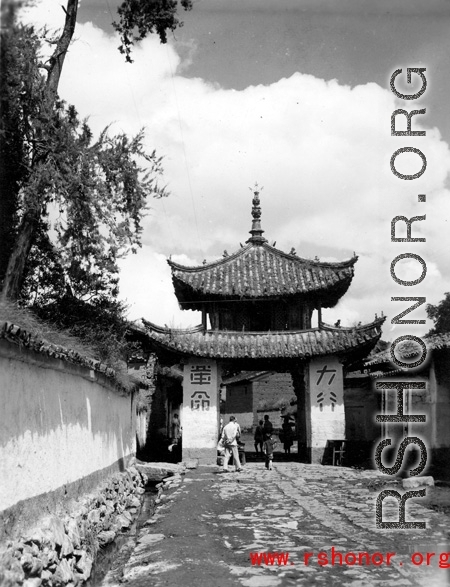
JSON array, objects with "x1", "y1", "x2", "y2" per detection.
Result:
[{"x1": 0, "y1": 339, "x2": 136, "y2": 517}]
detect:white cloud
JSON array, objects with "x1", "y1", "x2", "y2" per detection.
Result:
[
  {"x1": 117, "y1": 251, "x2": 200, "y2": 328},
  {"x1": 21, "y1": 4, "x2": 450, "y2": 336}
]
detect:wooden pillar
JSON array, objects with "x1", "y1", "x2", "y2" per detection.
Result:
[
  {"x1": 290, "y1": 364, "x2": 311, "y2": 462},
  {"x1": 182, "y1": 358, "x2": 220, "y2": 464}
]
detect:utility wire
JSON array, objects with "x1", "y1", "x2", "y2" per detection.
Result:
[
  {"x1": 104, "y1": 0, "x2": 142, "y2": 127},
  {"x1": 104, "y1": 0, "x2": 176, "y2": 248},
  {"x1": 165, "y1": 43, "x2": 202, "y2": 251}
]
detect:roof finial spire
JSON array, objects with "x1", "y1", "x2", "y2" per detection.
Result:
[{"x1": 246, "y1": 183, "x2": 267, "y2": 244}]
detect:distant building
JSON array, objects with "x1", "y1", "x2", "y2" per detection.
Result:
[
  {"x1": 127, "y1": 352, "x2": 182, "y2": 461},
  {"x1": 223, "y1": 368, "x2": 382, "y2": 466},
  {"x1": 222, "y1": 371, "x2": 295, "y2": 430},
  {"x1": 365, "y1": 334, "x2": 450, "y2": 480}
]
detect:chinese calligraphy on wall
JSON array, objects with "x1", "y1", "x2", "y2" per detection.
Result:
[
  {"x1": 189, "y1": 364, "x2": 212, "y2": 410},
  {"x1": 309, "y1": 357, "x2": 343, "y2": 413}
]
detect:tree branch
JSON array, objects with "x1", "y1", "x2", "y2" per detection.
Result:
[{"x1": 46, "y1": 0, "x2": 78, "y2": 103}]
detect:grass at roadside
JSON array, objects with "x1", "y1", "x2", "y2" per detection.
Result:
[{"x1": 0, "y1": 300, "x2": 136, "y2": 390}]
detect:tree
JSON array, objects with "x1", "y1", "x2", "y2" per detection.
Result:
[
  {"x1": 35, "y1": 293, "x2": 135, "y2": 367},
  {"x1": 0, "y1": 0, "x2": 192, "y2": 302},
  {"x1": 427, "y1": 293, "x2": 450, "y2": 334},
  {"x1": 0, "y1": 5, "x2": 36, "y2": 290},
  {"x1": 4, "y1": 87, "x2": 168, "y2": 303},
  {"x1": 114, "y1": 0, "x2": 193, "y2": 62}
]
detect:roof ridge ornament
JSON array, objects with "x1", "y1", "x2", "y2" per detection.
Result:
[{"x1": 246, "y1": 183, "x2": 267, "y2": 244}]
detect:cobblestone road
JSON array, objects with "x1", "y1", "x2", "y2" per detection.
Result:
[{"x1": 101, "y1": 462, "x2": 450, "y2": 587}]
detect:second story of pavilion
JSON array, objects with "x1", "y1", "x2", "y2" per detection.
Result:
[{"x1": 168, "y1": 189, "x2": 358, "y2": 332}]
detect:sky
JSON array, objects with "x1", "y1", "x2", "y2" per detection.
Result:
[{"x1": 21, "y1": 0, "x2": 450, "y2": 339}]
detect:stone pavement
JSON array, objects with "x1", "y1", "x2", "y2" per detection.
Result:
[{"x1": 100, "y1": 462, "x2": 450, "y2": 587}]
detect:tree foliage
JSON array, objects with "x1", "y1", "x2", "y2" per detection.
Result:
[
  {"x1": 23, "y1": 101, "x2": 167, "y2": 303},
  {"x1": 427, "y1": 293, "x2": 450, "y2": 335},
  {"x1": 113, "y1": 0, "x2": 193, "y2": 62},
  {"x1": 0, "y1": 9, "x2": 39, "y2": 287},
  {"x1": 35, "y1": 294, "x2": 136, "y2": 368},
  {"x1": 1, "y1": 3, "x2": 172, "y2": 302},
  {"x1": 1, "y1": 0, "x2": 192, "y2": 363},
  {"x1": 1, "y1": 30, "x2": 167, "y2": 301}
]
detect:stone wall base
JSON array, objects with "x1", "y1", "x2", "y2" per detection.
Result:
[
  {"x1": 0, "y1": 455, "x2": 134, "y2": 544},
  {"x1": 182, "y1": 447, "x2": 216, "y2": 465},
  {"x1": 0, "y1": 463, "x2": 148, "y2": 587}
]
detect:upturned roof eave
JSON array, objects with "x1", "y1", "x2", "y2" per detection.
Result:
[
  {"x1": 137, "y1": 317, "x2": 384, "y2": 362},
  {"x1": 141, "y1": 316, "x2": 385, "y2": 338},
  {"x1": 168, "y1": 242, "x2": 358, "y2": 273},
  {"x1": 168, "y1": 242, "x2": 357, "y2": 304},
  {"x1": 320, "y1": 316, "x2": 386, "y2": 333}
]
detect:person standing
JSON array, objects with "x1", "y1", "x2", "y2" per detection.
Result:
[
  {"x1": 263, "y1": 431, "x2": 277, "y2": 470},
  {"x1": 254, "y1": 419, "x2": 264, "y2": 455},
  {"x1": 168, "y1": 413, "x2": 181, "y2": 453},
  {"x1": 281, "y1": 417, "x2": 293, "y2": 455},
  {"x1": 263, "y1": 414, "x2": 274, "y2": 439},
  {"x1": 220, "y1": 416, "x2": 242, "y2": 472},
  {"x1": 171, "y1": 413, "x2": 181, "y2": 441}
]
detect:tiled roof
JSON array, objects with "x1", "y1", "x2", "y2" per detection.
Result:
[
  {"x1": 424, "y1": 333, "x2": 450, "y2": 350},
  {"x1": 138, "y1": 318, "x2": 384, "y2": 361},
  {"x1": 365, "y1": 333, "x2": 450, "y2": 370},
  {"x1": 169, "y1": 243, "x2": 357, "y2": 308}
]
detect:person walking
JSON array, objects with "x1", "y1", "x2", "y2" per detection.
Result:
[
  {"x1": 263, "y1": 431, "x2": 277, "y2": 470},
  {"x1": 220, "y1": 416, "x2": 242, "y2": 472},
  {"x1": 254, "y1": 419, "x2": 264, "y2": 455}
]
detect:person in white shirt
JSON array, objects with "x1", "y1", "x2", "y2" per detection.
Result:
[{"x1": 220, "y1": 416, "x2": 242, "y2": 472}]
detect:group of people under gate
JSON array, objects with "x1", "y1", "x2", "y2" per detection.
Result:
[{"x1": 218, "y1": 414, "x2": 295, "y2": 472}]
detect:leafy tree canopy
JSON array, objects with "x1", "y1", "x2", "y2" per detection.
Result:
[
  {"x1": 427, "y1": 293, "x2": 450, "y2": 335},
  {"x1": 1, "y1": 0, "x2": 192, "y2": 364},
  {"x1": 113, "y1": 0, "x2": 193, "y2": 62},
  {"x1": 35, "y1": 293, "x2": 137, "y2": 369},
  {"x1": 0, "y1": 11, "x2": 36, "y2": 286},
  {"x1": 1, "y1": 22, "x2": 167, "y2": 301},
  {"x1": 1, "y1": 5, "x2": 171, "y2": 302}
]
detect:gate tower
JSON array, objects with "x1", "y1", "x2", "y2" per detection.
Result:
[{"x1": 137, "y1": 189, "x2": 385, "y2": 463}]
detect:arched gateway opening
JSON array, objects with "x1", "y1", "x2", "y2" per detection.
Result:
[{"x1": 132, "y1": 189, "x2": 385, "y2": 464}]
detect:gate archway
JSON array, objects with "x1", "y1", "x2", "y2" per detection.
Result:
[{"x1": 132, "y1": 189, "x2": 384, "y2": 464}]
